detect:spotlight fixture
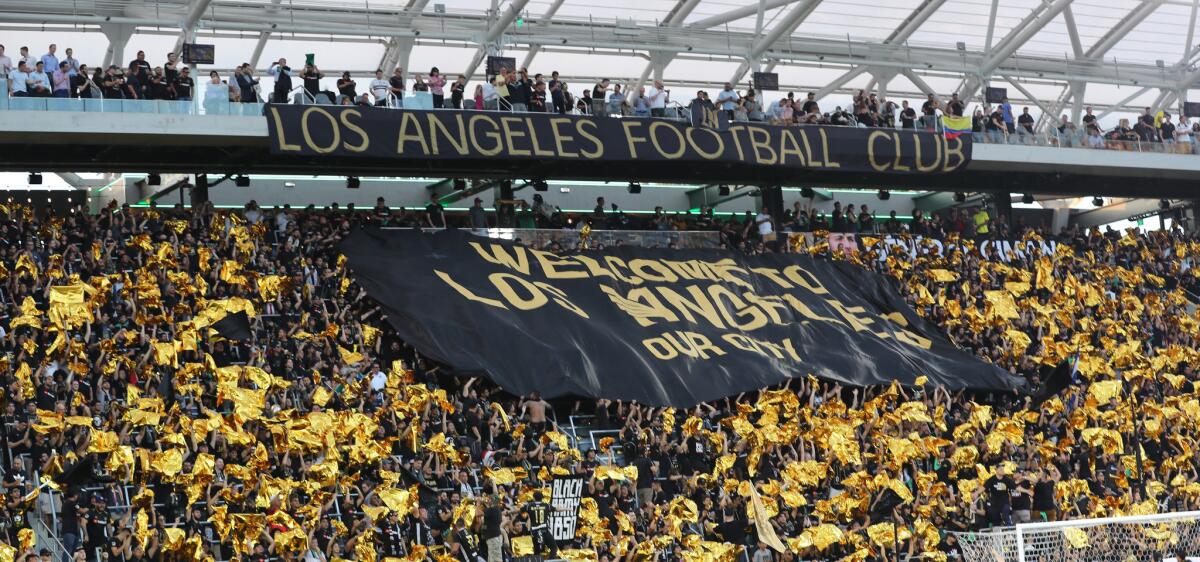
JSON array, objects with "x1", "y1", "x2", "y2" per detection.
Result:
[
  {"x1": 718, "y1": 184, "x2": 730, "y2": 196},
  {"x1": 235, "y1": 175, "x2": 250, "y2": 187},
  {"x1": 346, "y1": 176, "x2": 361, "y2": 189},
  {"x1": 627, "y1": 182, "x2": 642, "y2": 194},
  {"x1": 800, "y1": 187, "x2": 815, "y2": 199},
  {"x1": 28, "y1": 173, "x2": 42, "y2": 185},
  {"x1": 1160, "y1": 198, "x2": 1171, "y2": 210},
  {"x1": 1022, "y1": 193, "x2": 1034, "y2": 204},
  {"x1": 953, "y1": 192, "x2": 966, "y2": 203},
  {"x1": 1092, "y1": 196, "x2": 1104, "y2": 207},
  {"x1": 877, "y1": 189, "x2": 890, "y2": 201},
  {"x1": 148, "y1": 173, "x2": 161, "y2": 186},
  {"x1": 531, "y1": 179, "x2": 549, "y2": 192}
]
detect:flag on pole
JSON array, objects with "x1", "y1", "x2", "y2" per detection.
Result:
[{"x1": 942, "y1": 115, "x2": 972, "y2": 139}]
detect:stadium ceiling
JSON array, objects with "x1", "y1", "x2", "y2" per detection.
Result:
[{"x1": 2, "y1": 0, "x2": 1199, "y2": 118}]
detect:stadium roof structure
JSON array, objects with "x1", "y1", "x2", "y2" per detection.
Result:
[{"x1": 1, "y1": 0, "x2": 1198, "y2": 125}]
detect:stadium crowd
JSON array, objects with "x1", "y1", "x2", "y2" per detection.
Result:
[
  {"x1": 2, "y1": 42, "x2": 1196, "y2": 153},
  {"x1": 0, "y1": 195, "x2": 1194, "y2": 562}
]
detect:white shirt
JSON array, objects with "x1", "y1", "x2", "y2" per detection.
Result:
[
  {"x1": 9, "y1": 69, "x2": 28, "y2": 93},
  {"x1": 482, "y1": 82, "x2": 499, "y2": 102},
  {"x1": 275, "y1": 211, "x2": 290, "y2": 232},
  {"x1": 0, "y1": 55, "x2": 11, "y2": 78},
  {"x1": 370, "y1": 370, "x2": 388, "y2": 392},
  {"x1": 646, "y1": 86, "x2": 668, "y2": 109},
  {"x1": 29, "y1": 71, "x2": 49, "y2": 90},
  {"x1": 370, "y1": 78, "x2": 389, "y2": 100},
  {"x1": 756, "y1": 212, "x2": 773, "y2": 236}
]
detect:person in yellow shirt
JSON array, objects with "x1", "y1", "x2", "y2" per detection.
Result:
[{"x1": 973, "y1": 206, "x2": 990, "y2": 236}]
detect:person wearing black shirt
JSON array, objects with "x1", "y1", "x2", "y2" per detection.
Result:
[
  {"x1": 128, "y1": 50, "x2": 151, "y2": 83},
  {"x1": 1161, "y1": 112, "x2": 1177, "y2": 146},
  {"x1": 173, "y1": 67, "x2": 194, "y2": 101},
  {"x1": 337, "y1": 71, "x2": 357, "y2": 104},
  {"x1": 592, "y1": 79, "x2": 610, "y2": 117},
  {"x1": 425, "y1": 195, "x2": 446, "y2": 229},
  {"x1": 301, "y1": 64, "x2": 326, "y2": 102},
  {"x1": 270, "y1": 58, "x2": 292, "y2": 104},
  {"x1": 830, "y1": 202, "x2": 846, "y2": 232},
  {"x1": 509, "y1": 70, "x2": 531, "y2": 112},
  {"x1": 520, "y1": 491, "x2": 558, "y2": 559},
  {"x1": 124, "y1": 63, "x2": 144, "y2": 99},
  {"x1": 376, "y1": 512, "x2": 405, "y2": 558},
  {"x1": 549, "y1": 71, "x2": 565, "y2": 113},
  {"x1": 144, "y1": 67, "x2": 169, "y2": 100},
  {"x1": 455, "y1": 523, "x2": 481, "y2": 562},
  {"x1": 1081, "y1": 106, "x2": 1097, "y2": 129},
  {"x1": 899, "y1": 100, "x2": 916, "y2": 129},
  {"x1": 235, "y1": 64, "x2": 259, "y2": 103},
  {"x1": 450, "y1": 75, "x2": 466, "y2": 109},
  {"x1": 530, "y1": 81, "x2": 547, "y2": 113},
  {"x1": 980, "y1": 465, "x2": 1016, "y2": 527},
  {"x1": 60, "y1": 488, "x2": 84, "y2": 557},
  {"x1": 920, "y1": 94, "x2": 939, "y2": 130},
  {"x1": 1011, "y1": 471, "x2": 1034, "y2": 523},
  {"x1": 884, "y1": 211, "x2": 901, "y2": 234},
  {"x1": 986, "y1": 107, "x2": 1006, "y2": 143},
  {"x1": 1017, "y1": 107, "x2": 1035, "y2": 143},
  {"x1": 946, "y1": 93, "x2": 964, "y2": 117},
  {"x1": 482, "y1": 495, "x2": 503, "y2": 562},
  {"x1": 389, "y1": 68, "x2": 406, "y2": 108},
  {"x1": 801, "y1": 92, "x2": 818, "y2": 115},
  {"x1": 1033, "y1": 466, "x2": 1059, "y2": 522}
]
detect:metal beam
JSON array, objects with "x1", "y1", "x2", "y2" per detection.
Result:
[
  {"x1": 248, "y1": 0, "x2": 284, "y2": 69},
  {"x1": 380, "y1": 0, "x2": 429, "y2": 71},
  {"x1": 962, "y1": 0, "x2": 1075, "y2": 99},
  {"x1": 1085, "y1": 0, "x2": 1164, "y2": 59},
  {"x1": 462, "y1": 0, "x2": 532, "y2": 80},
  {"x1": 172, "y1": 0, "x2": 214, "y2": 57},
  {"x1": 901, "y1": 69, "x2": 936, "y2": 96},
  {"x1": 433, "y1": 179, "x2": 500, "y2": 204},
  {"x1": 983, "y1": 0, "x2": 1001, "y2": 51},
  {"x1": 1095, "y1": 86, "x2": 1153, "y2": 120},
  {"x1": 519, "y1": 0, "x2": 568, "y2": 69},
  {"x1": 815, "y1": 66, "x2": 868, "y2": 100},
  {"x1": 1002, "y1": 76, "x2": 1055, "y2": 117},
  {"x1": 1061, "y1": 6, "x2": 1085, "y2": 59},
  {"x1": 730, "y1": 0, "x2": 824, "y2": 83},
  {"x1": 884, "y1": 0, "x2": 948, "y2": 45},
  {"x1": 686, "y1": 0, "x2": 795, "y2": 29}
]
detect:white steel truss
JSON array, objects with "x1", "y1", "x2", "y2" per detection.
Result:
[{"x1": 1, "y1": 0, "x2": 1197, "y2": 113}]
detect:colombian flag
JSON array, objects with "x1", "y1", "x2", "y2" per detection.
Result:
[{"x1": 942, "y1": 115, "x2": 972, "y2": 139}]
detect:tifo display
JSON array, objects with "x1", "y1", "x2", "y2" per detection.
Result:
[{"x1": 0, "y1": 198, "x2": 1196, "y2": 562}]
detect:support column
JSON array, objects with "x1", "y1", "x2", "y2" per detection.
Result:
[
  {"x1": 1071, "y1": 82, "x2": 1086, "y2": 123},
  {"x1": 758, "y1": 186, "x2": 784, "y2": 234},
  {"x1": 1051, "y1": 207, "x2": 1070, "y2": 235},
  {"x1": 192, "y1": 174, "x2": 209, "y2": 207},
  {"x1": 100, "y1": 23, "x2": 134, "y2": 69}
]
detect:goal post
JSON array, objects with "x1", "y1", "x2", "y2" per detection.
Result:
[{"x1": 953, "y1": 510, "x2": 1200, "y2": 562}]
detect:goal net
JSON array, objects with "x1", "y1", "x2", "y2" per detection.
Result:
[{"x1": 953, "y1": 511, "x2": 1200, "y2": 562}]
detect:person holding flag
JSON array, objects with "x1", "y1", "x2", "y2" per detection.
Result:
[{"x1": 943, "y1": 112, "x2": 973, "y2": 139}]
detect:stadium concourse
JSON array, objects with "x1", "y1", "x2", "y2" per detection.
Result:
[{"x1": 0, "y1": 196, "x2": 1195, "y2": 562}]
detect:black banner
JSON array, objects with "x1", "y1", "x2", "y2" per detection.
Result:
[
  {"x1": 549, "y1": 475, "x2": 584, "y2": 543},
  {"x1": 341, "y1": 229, "x2": 1023, "y2": 407},
  {"x1": 266, "y1": 105, "x2": 970, "y2": 174}
]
